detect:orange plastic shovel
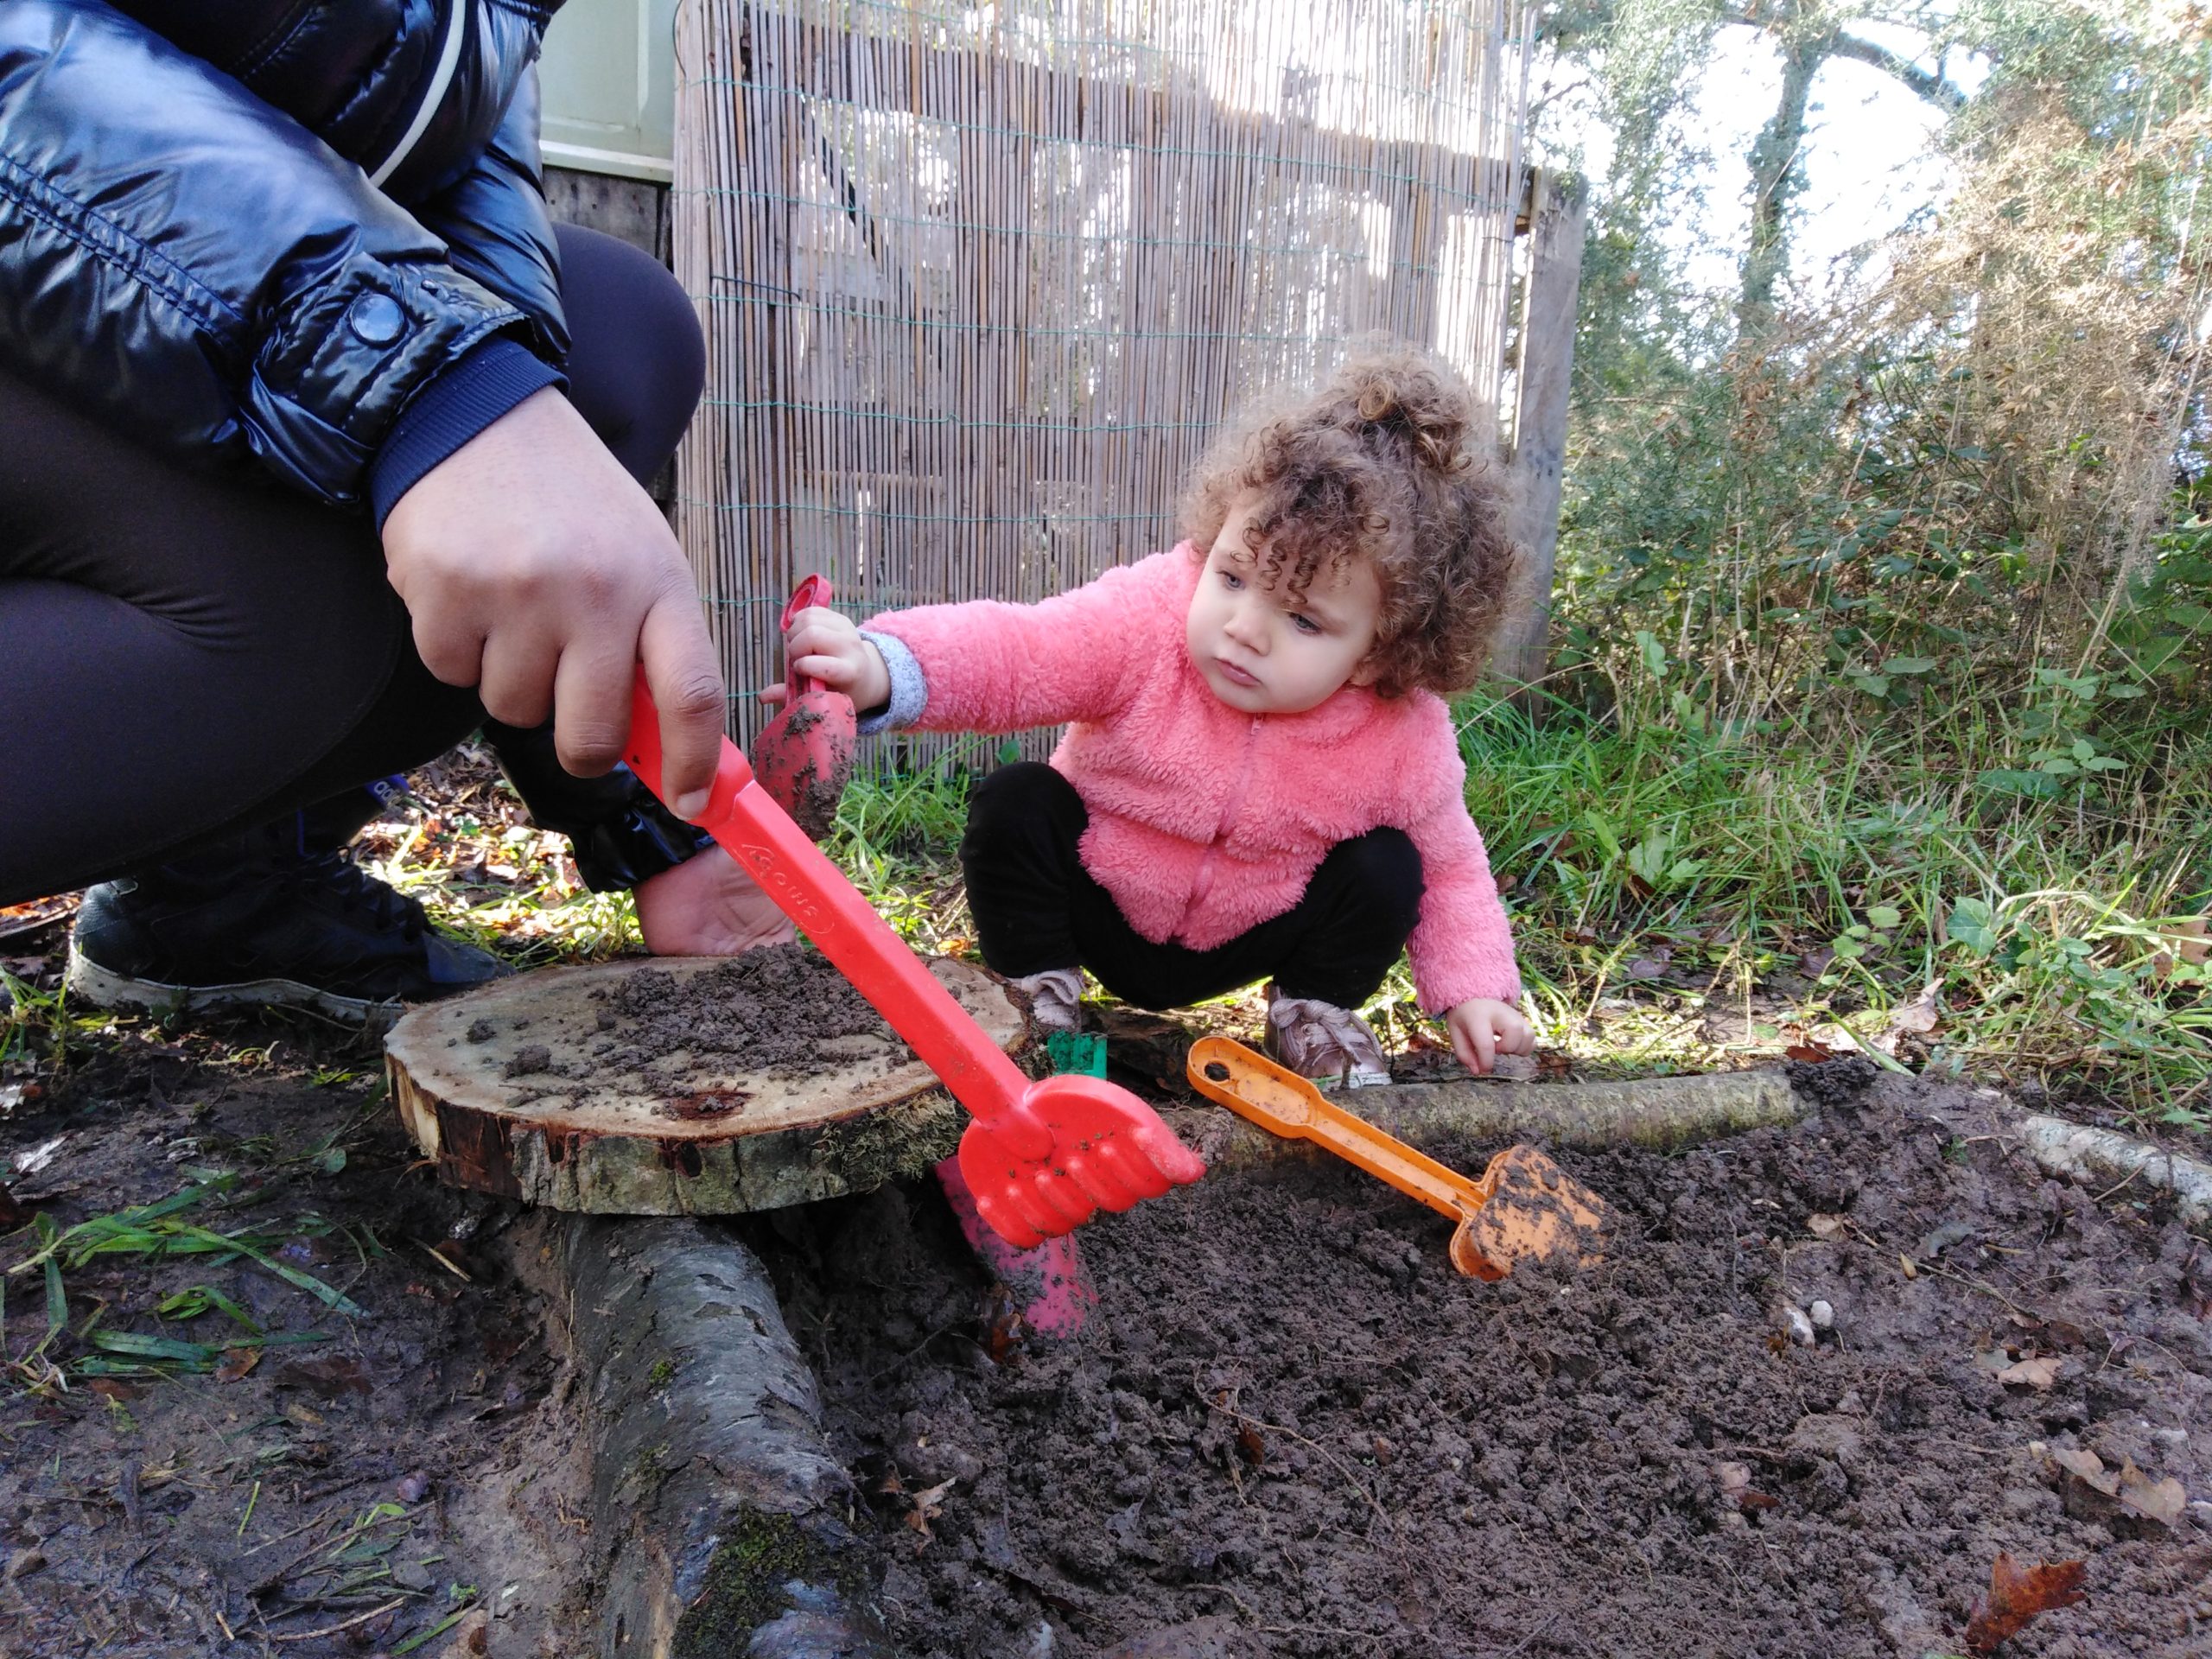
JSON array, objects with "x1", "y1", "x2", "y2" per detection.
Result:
[{"x1": 1185, "y1": 1037, "x2": 1605, "y2": 1281}]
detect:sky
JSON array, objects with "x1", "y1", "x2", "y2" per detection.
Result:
[{"x1": 1543, "y1": 19, "x2": 1993, "y2": 302}]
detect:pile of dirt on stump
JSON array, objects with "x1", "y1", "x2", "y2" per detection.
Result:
[
  {"x1": 762, "y1": 1064, "x2": 2212, "y2": 1658},
  {"x1": 579, "y1": 943, "x2": 904, "y2": 1081}
]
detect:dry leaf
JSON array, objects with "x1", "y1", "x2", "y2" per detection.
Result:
[
  {"x1": 215, "y1": 1347, "x2": 260, "y2": 1383},
  {"x1": 1785, "y1": 1041, "x2": 1835, "y2": 1063},
  {"x1": 1995, "y1": 1356, "x2": 2064, "y2": 1390},
  {"x1": 2150, "y1": 916, "x2": 2209, "y2": 980},
  {"x1": 2050, "y1": 1446, "x2": 2113, "y2": 1492},
  {"x1": 905, "y1": 1477, "x2": 956, "y2": 1541},
  {"x1": 1875, "y1": 981, "x2": 1946, "y2": 1054},
  {"x1": 1964, "y1": 1553, "x2": 2087, "y2": 1653},
  {"x1": 2117, "y1": 1465, "x2": 2187, "y2": 1528},
  {"x1": 1806, "y1": 1213, "x2": 1848, "y2": 1240}
]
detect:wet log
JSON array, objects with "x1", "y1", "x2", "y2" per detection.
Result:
[
  {"x1": 384, "y1": 955, "x2": 1027, "y2": 1214},
  {"x1": 1180, "y1": 1067, "x2": 1802, "y2": 1169},
  {"x1": 544, "y1": 1214, "x2": 894, "y2": 1659},
  {"x1": 2018, "y1": 1113, "x2": 2212, "y2": 1228}
]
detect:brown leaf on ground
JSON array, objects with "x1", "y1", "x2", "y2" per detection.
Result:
[
  {"x1": 1806, "y1": 1213, "x2": 1848, "y2": 1240},
  {"x1": 2117, "y1": 1464, "x2": 2187, "y2": 1527},
  {"x1": 905, "y1": 1476, "x2": 956, "y2": 1542},
  {"x1": 2150, "y1": 915, "x2": 2209, "y2": 980},
  {"x1": 1785, "y1": 1042, "x2": 1836, "y2": 1063},
  {"x1": 1963, "y1": 1553, "x2": 2087, "y2": 1653},
  {"x1": 2050, "y1": 1446, "x2": 2113, "y2": 1491},
  {"x1": 214, "y1": 1347, "x2": 260, "y2": 1383},
  {"x1": 1995, "y1": 1356, "x2": 2065, "y2": 1390}
]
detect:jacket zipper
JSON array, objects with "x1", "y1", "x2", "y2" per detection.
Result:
[{"x1": 1183, "y1": 715, "x2": 1262, "y2": 926}]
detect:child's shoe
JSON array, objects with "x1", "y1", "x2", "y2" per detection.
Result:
[
  {"x1": 1011, "y1": 967, "x2": 1086, "y2": 1033},
  {"x1": 1261, "y1": 984, "x2": 1393, "y2": 1089}
]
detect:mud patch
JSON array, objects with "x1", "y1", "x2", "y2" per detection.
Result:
[
  {"x1": 767, "y1": 1069, "x2": 2212, "y2": 1657},
  {"x1": 0, "y1": 1040, "x2": 588, "y2": 1657}
]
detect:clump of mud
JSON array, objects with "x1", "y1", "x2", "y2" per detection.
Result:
[
  {"x1": 766, "y1": 1069, "x2": 2212, "y2": 1658},
  {"x1": 584, "y1": 944, "x2": 900, "y2": 1081}
]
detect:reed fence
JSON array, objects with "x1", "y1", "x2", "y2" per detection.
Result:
[{"x1": 671, "y1": 0, "x2": 1560, "y2": 753}]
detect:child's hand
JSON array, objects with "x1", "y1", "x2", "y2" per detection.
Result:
[
  {"x1": 760, "y1": 606, "x2": 891, "y2": 713},
  {"x1": 1443, "y1": 997, "x2": 1535, "y2": 1076}
]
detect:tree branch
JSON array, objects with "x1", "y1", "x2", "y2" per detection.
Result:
[{"x1": 1827, "y1": 32, "x2": 1967, "y2": 112}]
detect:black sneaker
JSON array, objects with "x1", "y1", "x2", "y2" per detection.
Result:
[{"x1": 65, "y1": 804, "x2": 508, "y2": 1022}]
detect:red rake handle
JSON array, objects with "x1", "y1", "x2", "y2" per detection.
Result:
[
  {"x1": 625, "y1": 672, "x2": 1048, "y2": 1157},
  {"x1": 780, "y1": 574, "x2": 833, "y2": 700}
]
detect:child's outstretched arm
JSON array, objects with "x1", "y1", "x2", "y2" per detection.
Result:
[{"x1": 814, "y1": 554, "x2": 1181, "y2": 734}]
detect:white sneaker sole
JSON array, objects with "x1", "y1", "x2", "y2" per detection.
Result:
[{"x1": 64, "y1": 944, "x2": 392, "y2": 1024}]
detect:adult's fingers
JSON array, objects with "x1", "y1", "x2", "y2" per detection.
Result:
[
  {"x1": 637, "y1": 591, "x2": 728, "y2": 818},
  {"x1": 407, "y1": 600, "x2": 492, "y2": 691},
  {"x1": 549, "y1": 632, "x2": 641, "y2": 777},
  {"x1": 477, "y1": 626, "x2": 563, "y2": 731}
]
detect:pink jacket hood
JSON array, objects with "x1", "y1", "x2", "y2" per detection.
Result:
[{"x1": 866, "y1": 548, "x2": 1521, "y2": 1012}]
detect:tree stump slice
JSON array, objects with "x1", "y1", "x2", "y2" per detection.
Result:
[{"x1": 384, "y1": 956, "x2": 1027, "y2": 1215}]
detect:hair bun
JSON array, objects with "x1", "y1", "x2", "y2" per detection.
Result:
[{"x1": 1335, "y1": 353, "x2": 1473, "y2": 473}]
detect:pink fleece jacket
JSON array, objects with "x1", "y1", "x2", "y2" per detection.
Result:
[{"x1": 865, "y1": 548, "x2": 1521, "y2": 1013}]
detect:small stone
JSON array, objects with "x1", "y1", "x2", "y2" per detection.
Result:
[
  {"x1": 397, "y1": 1470, "x2": 430, "y2": 1503},
  {"x1": 4, "y1": 1547, "x2": 44, "y2": 1582},
  {"x1": 1808, "y1": 1299, "x2": 1835, "y2": 1330},
  {"x1": 1785, "y1": 1306, "x2": 1816, "y2": 1346}
]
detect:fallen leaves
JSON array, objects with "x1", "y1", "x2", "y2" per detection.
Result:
[
  {"x1": 1806, "y1": 1212, "x2": 1849, "y2": 1240},
  {"x1": 2049, "y1": 1446, "x2": 2186, "y2": 1527},
  {"x1": 1964, "y1": 1553, "x2": 2087, "y2": 1654},
  {"x1": 904, "y1": 1477, "x2": 955, "y2": 1541},
  {"x1": 1975, "y1": 1346, "x2": 2067, "y2": 1390},
  {"x1": 1872, "y1": 980, "x2": 1945, "y2": 1057},
  {"x1": 1994, "y1": 1355, "x2": 2065, "y2": 1390}
]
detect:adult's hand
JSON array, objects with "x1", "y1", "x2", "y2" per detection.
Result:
[{"x1": 382, "y1": 389, "x2": 725, "y2": 817}]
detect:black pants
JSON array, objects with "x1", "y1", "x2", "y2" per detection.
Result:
[
  {"x1": 0, "y1": 226, "x2": 703, "y2": 906},
  {"x1": 961, "y1": 762, "x2": 1424, "y2": 1011}
]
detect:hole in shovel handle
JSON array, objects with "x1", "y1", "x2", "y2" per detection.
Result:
[{"x1": 1204, "y1": 1062, "x2": 1231, "y2": 1083}]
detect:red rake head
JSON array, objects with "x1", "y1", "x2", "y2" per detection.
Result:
[{"x1": 957, "y1": 1074, "x2": 1208, "y2": 1248}]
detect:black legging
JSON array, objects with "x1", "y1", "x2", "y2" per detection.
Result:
[
  {"x1": 0, "y1": 225, "x2": 702, "y2": 906},
  {"x1": 961, "y1": 761, "x2": 1426, "y2": 1010}
]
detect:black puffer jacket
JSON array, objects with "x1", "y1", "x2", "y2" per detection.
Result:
[{"x1": 0, "y1": 0, "x2": 568, "y2": 506}]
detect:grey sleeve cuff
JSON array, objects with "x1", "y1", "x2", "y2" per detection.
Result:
[{"x1": 855, "y1": 631, "x2": 928, "y2": 734}]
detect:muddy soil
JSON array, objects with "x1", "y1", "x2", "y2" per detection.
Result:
[
  {"x1": 0, "y1": 1021, "x2": 590, "y2": 1659},
  {"x1": 767, "y1": 1063, "x2": 2212, "y2": 1658},
  {"x1": 490, "y1": 944, "x2": 906, "y2": 1103}
]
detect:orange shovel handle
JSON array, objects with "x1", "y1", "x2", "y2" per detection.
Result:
[{"x1": 1185, "y1": 1037, "x2": 1488, "y2": 1224}]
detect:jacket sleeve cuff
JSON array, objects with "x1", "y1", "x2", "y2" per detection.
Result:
[
  {"x1": 855, "y1": 631, "x2": 928, "y2": 734},
  {"x1": 368, "y1": 339, "x2": 566, "y2": 531}
]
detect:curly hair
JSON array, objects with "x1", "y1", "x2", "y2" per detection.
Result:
[{"x1": 1179, "y1": 343, "x2": 1521, "y2": 698}]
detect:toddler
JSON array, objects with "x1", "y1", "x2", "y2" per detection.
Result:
[{"x1": 772, "y1": 346, "x2": 1533, "y2": 1086}]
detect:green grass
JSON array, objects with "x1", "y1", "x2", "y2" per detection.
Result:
[
  {"x1": 337, "y1": 685, "x2": 2209, "y2": 1131},
  {"x1": 1449, "y1": 675, "x2": 2211, "y2": 1123}
]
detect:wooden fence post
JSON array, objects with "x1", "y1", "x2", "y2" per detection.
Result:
[{"x1": 1495, "y1": 167, "x2": 1587, "y2": 696}]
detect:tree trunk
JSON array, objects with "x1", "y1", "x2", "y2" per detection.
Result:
[{"x1": 1737, "y1": 24, "x2": 1831, "y2": 337}]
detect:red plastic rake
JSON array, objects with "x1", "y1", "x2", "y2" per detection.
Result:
[{"x1": 625, "y1": 674, "x2": 1205, "y2": 1246}]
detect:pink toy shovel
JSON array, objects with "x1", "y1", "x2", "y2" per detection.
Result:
[{"x1": 626, "y1": 673, "x2": 1205, "y2": 1247}]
